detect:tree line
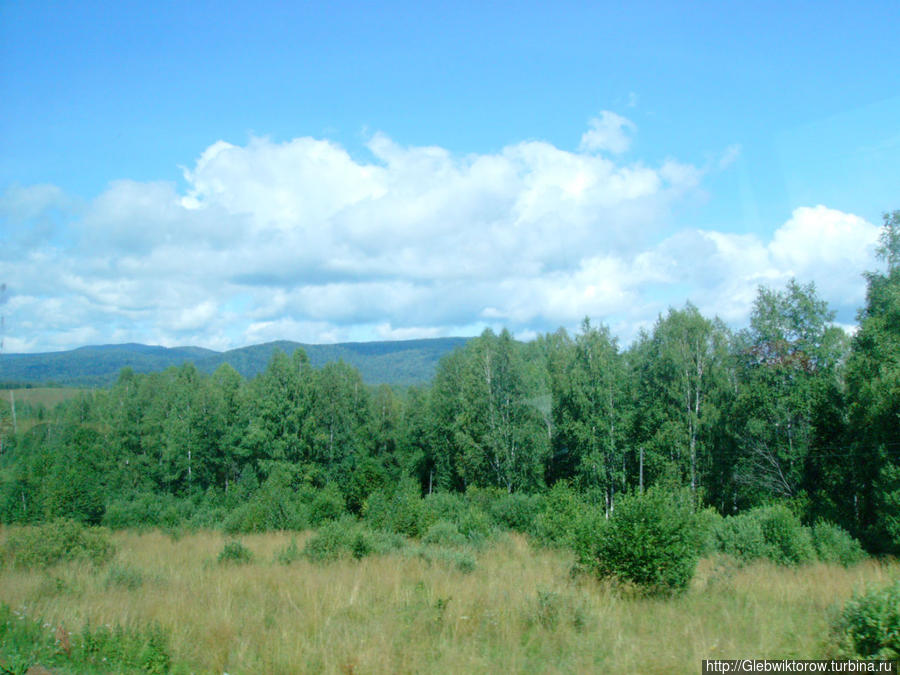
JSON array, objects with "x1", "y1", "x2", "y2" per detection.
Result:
[{"x1": 1, "y1": 212, "x2": 897, "y2": 553}]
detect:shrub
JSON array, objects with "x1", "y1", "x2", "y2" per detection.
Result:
[
  {"x1": 410, "y1": 545, "x2": 476, "y2": 573},
  {"x1": 303, "y1": 518, "x2": 406, "y2": 563},
  {"x1": 831, "y1": 580, "x2": 900, "y2": 659},
  {"x1": 102, "y1": 492, "x2": 193, "y2": 530},
  {"x1": 533, "y1": 482, "x2": 583, "y2": 548},
  {"x1": 0, "y1": 603, "x2": 175, "y2": 675},
  {"x1": 363, "y1": 479, "x2": 424, "y2": 537},
  {"x1": 570, "y1": 503, "x2": 607, "y2": 574},
  {"x1": 591, "y1": 488, "x2": 701, "y2": 596},
  {"x1": 713, "y1": 511, "x2": 771, "y2": 562},
  {"x1": 104, "y1": 563, "x2": 145, "y2": 590},
  {"x1": 811, "y1": 522, "x2": 866, "y2": 567},
  {"x1": 217, "y1": 540, "x2": 253, "y2": 565},
  {"x1": 275, "y1": 538, "x2": 302, "y2": 565},
  {"x1": 489, "y1": 492, "x2": 543, "y2": 533},
  {"x1": 422, "y1": 520, "x2": 467, "y2": 548},
  {"x1": 712, "y1": 506, "x2": 817, "y2": 566},
  {"x1": 309, "y1": 483, "x2": 347, "y2": 527},
  {"x1": 421, "y1": 491, "x2": 469, "y2": 528},
  {"x1": 1, "y1": 520, "x2": 115, "y2": 568},
  {"x1": 456, "y1": 507, "x2": 495, "y2": 547},
  {"x1": 223, "y1": 497, "x2": 309, "y2": 534},
  {"x1": 695, "y1": 507, "x2": 725, "y2": 555},
  {"x1": 755, "y1": 505, "x2": 815, "y2": 566}
]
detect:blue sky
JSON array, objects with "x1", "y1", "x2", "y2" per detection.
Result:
[{"x1": 1, "y1": 1, "x2": 898, "y2": 352}]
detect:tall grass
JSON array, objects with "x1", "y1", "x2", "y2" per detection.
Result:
[{"x1": 0, "y1": 527, "x2": 896, "y2": 674}]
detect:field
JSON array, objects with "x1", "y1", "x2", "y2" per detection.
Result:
[
  {"x1": 0, "y1": 388, "x2": 90, "y2": 410},
  {"x1": 0, "y1": 528, "x2": 896, "y2": 674}
]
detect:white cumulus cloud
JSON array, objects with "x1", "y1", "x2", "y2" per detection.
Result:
[{"x1": 0, "y1": 121, "x2": 883, "y2": 353}]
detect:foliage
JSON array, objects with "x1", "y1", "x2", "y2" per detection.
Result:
[
  {"x1": 407, "y1": 544, "x2": 477, "y2": 573},
  {"x1": 104, "y1": 563, "x2": 146, "y2": 591},
  {"x1": 308, "y1": 482, "x2": 346, "y2": 527},
  {"x1": 303, "y1": 518, "x2": 406, "y2": 562},
  {"x1": 1, "y1": 520, "x2": 115, "y2": 569},
  {"x1": 0, "y1": 602, "x2": 177, "y2": 674},
  {"x1": 4, "y1": 233, "x2": 900, "y2": 564},
  {"x1": 532, "y1": 481, "x2": 584, "y2": 547},
  {"x1": 754, "y1": 505, "x2": 815, "y2": 566},
  {"x1": 810, "y1": 522, "x2": 866, "y2": 567},
  {"x1": 274, "y1": 537, "x2": 302, "y2": 565},
  {"x1": 217, "y1": 540, "x2": 253, "y2": 565},
  {"x1": 363, "y1": 478, "x2": 424, "y2": 537},
  {"x1": 711, "y1": 505, "x2": 817, "y2": 566},
  {"x1": 831, "y1": 580, "x2": 900, "y2": 659},
  {"x1": 589, "y1": 489, "x2": 701, "y2": 595},
  {"x1": 711, "y1": 511, "x2": 771, "y2": 562},
  {"x1": 422, "y1": 520, "x2": 468, "y2": 547}
]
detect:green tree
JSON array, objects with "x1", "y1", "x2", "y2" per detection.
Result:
[
  {"x1": 457, "y1": 329, "x2": 548, "y2": 493},
  {"x1": 551, "y1": 319, "x2": 629, "y2": 515},
  {"x1": 630, "y1": 304, "x2": 729, "y2": 501},
  {"x1": 730, "y1": 280, "x2": 845, "y2": 509},
  {"x1": 845, "y1": 211, "x2": 900, "y2": 551}
]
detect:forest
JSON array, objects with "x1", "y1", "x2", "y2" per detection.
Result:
[
  {"x1": 0, "y1": 214, "x2": 897, "y2": 672},
  {"x1": 0, "y1": 212, "x2": 898, "y2": 558}
]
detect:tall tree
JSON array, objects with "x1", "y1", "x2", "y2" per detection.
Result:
[
  {"x1": 845, "y1": 211, "x2": 900, "y2": 551},
  {"x1": 430, "y1": 329, "x2": 548, "y2": 493},
  {"x1": 631, "y1": 304, "x2": 729, "y2": 501},
  {"x1": 730, "y1": 280, "x2": 845, "y2": 508},
  {"x1": 551, "y1": 319, "x2": 629, "y2": 515}
]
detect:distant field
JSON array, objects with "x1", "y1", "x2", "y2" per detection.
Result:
[
  {"x1": 0, "y1": 528, "x2": 896, "y2": 674},
  {"x1": 0, "y1": 387, "x2": 90, "y2": 410}
]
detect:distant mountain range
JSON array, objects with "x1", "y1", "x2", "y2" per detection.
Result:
[{"x1": 0, "y1": 338, "x2": 471, "y2": 387}]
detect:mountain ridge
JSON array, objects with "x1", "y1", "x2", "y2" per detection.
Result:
[{"x1": 0, "y1": 337, "x2": 471, "y2": 387}]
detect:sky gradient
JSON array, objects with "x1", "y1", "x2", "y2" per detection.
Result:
[{"x1": 2, "y1": 1, "x2": 899, "y2": 353}]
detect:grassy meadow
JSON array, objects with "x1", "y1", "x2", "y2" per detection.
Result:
[
  {"x1": 0, "y1": 527, "x2": 896, "y2": 674},
  {"x1": 1, "y1": 388, "x2": 89, "y2": 409}
]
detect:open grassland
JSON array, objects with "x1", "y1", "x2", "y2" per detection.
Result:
[
  {"x1": 0, "y1": 528, "x2": 897, "y2": 674},
  {"x1": 1, "y1": 388, "x2": 90, "y2": 409}
]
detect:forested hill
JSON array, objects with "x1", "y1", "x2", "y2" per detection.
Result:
[{"x1": 0, "y1": 337, "x2": 471, "y2": 387}]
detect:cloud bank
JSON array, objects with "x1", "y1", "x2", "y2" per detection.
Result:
[{"x1": 0, "y1": 113, "x2": 883, "y2": 353}]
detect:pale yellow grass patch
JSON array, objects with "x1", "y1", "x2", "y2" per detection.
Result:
[{"x1": 0, "y1": 528, "x2": 896, "y2": 674}]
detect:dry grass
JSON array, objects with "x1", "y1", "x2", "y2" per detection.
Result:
[{"x1": 0, "y1": 528, "x2": 896, "y2": 674}]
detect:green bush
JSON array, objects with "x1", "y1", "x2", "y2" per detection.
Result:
[
  {"x1": 755, "y1": 505, "x2": 815, "y2": 566},
  {"x1": 275, "y1": 537, "x2": 302, "y2": 565},
  {"x1": 591, "y1": 488, "x2": 701, "y2": 596},
  {"x1": 103, "y1": 563, "x2": 145, "y2": 590},
  {"x1": 363, "y1": 479, "x2": 424, "y2": 537},
  {"x1": 217, "y1": 540, "x2": 253, "y2": 565},
  {"x1": 80, "y1": 621, "x2": 173, "y2": 674},
  {"x1": 489, "y1": 492, "x2": 543, "y2": 533},
  {"x1": 456, "y1": 506, "x2": 495, "y2": 547},
  {"x1": 102, "y1": 492, "x2": 193, "y2": 530},
  {"x1": 222, "y1": 497, "x2": 309, "y2": 534},
  {"x1": 811, "y1": 522, "x2": 866, "y2": 567},
  {"x1": 1, "y1": 520, "x2": 115, "y2": 569},
  {"x1": 570, "y1": 503, "x2": 607, "y2": 574},
  {"x1": 831, "y1": 580, "x2": 900, "y2": 659},
  {"x1": 422, "y1": 520, "x2": 467, "y2": 548},
  {"x1": 712, "y1": 506, "x2": 818, "y2": 566},
  {"x1": 303, "y1": 518, "x2": 406, "y2": 563},
  {"x1": 713, "y1": 511, "x2": 771, "y2": 562},
  {"x1": 421, "y1": 492, "x2": 469, "y2": 528},
  {"x1": 533, "y1": 482, "x2": 583, "y2": 548},
  {"x1": 695, "y1": 507, "x2": 725, "y2": 555},
  {"x1": 0, "y1": 603, "x2": 177, "y2": 674},
  {"x1": 309, "y1": 483, "x2": 347, "y2": 527},
  {"x1": 409, "y1": 545, "x2": 476, "y2": 573}
]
